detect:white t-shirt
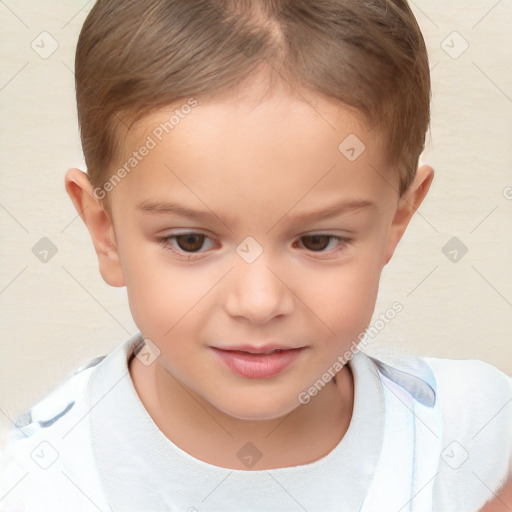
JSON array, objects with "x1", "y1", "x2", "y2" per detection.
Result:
[{"x1": 1, "y1": 332, "x2": 511, "y2": 511}]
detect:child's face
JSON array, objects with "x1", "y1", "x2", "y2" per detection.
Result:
[{"x1": 68, "y1": 77, "x2": 432, "y2": 421}]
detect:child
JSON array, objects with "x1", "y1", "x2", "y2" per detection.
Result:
[{"x1": 1, "y1": 0, "x2": 511, "y2": 510}]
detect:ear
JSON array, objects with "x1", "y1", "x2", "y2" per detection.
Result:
[
  {"x1": 64, "y1": 168, "x2": 125, "y2": 287},
  {"x1": 384, "y1": 164, "x2": 434, "y2": 265}
]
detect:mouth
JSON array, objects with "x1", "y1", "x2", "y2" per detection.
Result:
[
  {"x1": 211, "y1": 344, "x2": 305, "y2": 354},
  {"x1": 209, "y1": 345, "x2": 306, "y2": 379}
]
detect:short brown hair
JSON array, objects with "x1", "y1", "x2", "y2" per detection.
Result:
[{"x1": 75, "y1": 0, "x2": 430, "y2": 210}]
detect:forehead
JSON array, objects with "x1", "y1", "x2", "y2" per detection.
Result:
[
  {"x1": 130, "y1": 79, "x2": 377, "y2": 152},
  {"x1": 111, "y1": 79, "x2": 394, "y2": 215},
  {"x1": 126, "y1": 70, "x2": 385, "y2": 154}
]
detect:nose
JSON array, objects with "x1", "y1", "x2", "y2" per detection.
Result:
[{"x1": 224, "y1": 256, "x2": 295, "y2": 324}]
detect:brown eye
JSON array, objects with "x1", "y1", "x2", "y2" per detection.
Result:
[
  {"x1": 300, "y1": 235, "x2": 332, "y2": 251},
  {"x1": 296, "y1": 234, "x2": 349, "y2": 253},
  {"x1": 174, "y1": 234, "x2": 206, "y2": 252},
  {"x1": 158, "y1": 232, "x2": 216, "y2": 260}
]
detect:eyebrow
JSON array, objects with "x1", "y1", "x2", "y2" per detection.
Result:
[
  {"x1": 278, "y1": 199, "x2": 376, "y2": 225},
  {"x1": 136, "y1": 198, "x2": 377, "y2": 228},
  {"x1": 136, "y1": 200, "x2": 235, "y2": 227}
]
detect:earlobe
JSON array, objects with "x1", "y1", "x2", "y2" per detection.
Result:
[
  {"x1": 64, "y1": 168, "x2": 125, "y2": 287},
  {"x1": 384, "y1": 164, "x2": 434, "y2": 265}
]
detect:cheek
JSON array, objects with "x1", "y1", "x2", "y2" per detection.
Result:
[
  {"x1": 303, "y1": 254, "x2": 383, "y2": 347},
  {"x1": 121, "y1": 244, "x2": 214, "y2": 340}
]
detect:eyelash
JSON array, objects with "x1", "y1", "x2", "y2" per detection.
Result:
[{"x1": 157, "y1": 232, "x2": 352, "y2": 260}]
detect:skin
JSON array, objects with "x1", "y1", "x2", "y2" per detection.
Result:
[
  {"x1": 479, "y1": 479, "x2": 512, "y2": 511},
  {"x1": 65, "y1": 73, "x2": 434, "y2": 471}
]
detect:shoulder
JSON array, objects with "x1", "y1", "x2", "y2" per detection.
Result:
[
  {"x1": 371, "y1": 352, "x2": 512, "y2": 430},
  {"x1": 424, "y1": 356, "x2": 512, "y2": 393},
  {"x1": 367, "y1": 351, "x2": 512, "y2": 508},
  {"x1": 0, "y1": 357, "x2": 106, "y2": 511},
  {"x1": 4, "y1": 355, "x2": 105, "y2": 444},
  {"x1": 423, "y1": 356, "x2": 512, "y2": 507},
  {"x1": 423, "y1": 356, "x2": 512, "y2": 434},
  {"x1": 0, "y1": 334, "x2": 144, "y2": 511}
]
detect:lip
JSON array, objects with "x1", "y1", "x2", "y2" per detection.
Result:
[
  {"x1": 210, "y1": 346, "x2": 306, "y2": 379},
  {"x1": 212, "y1": 343, "x2": 303, "y2": 354}
]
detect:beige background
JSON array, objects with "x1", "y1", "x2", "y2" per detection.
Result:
[{"x1": 0, "y1": 1, "x2": 511, "y2": 425}]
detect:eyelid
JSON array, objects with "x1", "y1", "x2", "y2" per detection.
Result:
[
  {"x1": 295, "y1": 233, "x2": 351, "y2": 250},
  {"x1": 296, "y1": 231, "x2": 353, "y2": 243},
  {"x1": 158, "y1": 228, "x2": 215, "y2": 242}
]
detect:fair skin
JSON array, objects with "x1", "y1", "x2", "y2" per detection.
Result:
[
  {"x1": 479, "y1": 478, "x2": 512, "y2": 511},
  {"x1": 65, "y1": 74, "x2": 434, "y2": 470}
]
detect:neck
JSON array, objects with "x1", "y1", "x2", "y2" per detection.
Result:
[{"x1": 129, "y1": 356, "x2": 354, "y2": 470}]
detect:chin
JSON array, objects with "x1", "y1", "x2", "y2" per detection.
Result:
[{"x1": 214, "y1": 395, "x2": 301, "y2": 422}]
